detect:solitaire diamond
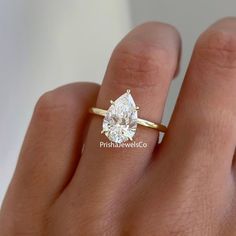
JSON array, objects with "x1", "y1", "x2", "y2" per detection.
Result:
[{"x1": 102, "y1": 90, "x2": 138, "y2": 143}]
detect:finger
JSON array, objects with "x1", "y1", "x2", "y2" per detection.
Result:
[
  {"x1": 124, "y1": 19, "x2": 236, "y2": 233},
  {"x1": 158, "y1": 17, "x2": 236, "y2": 179},
  {"x1": 66, "y1": 22, "x2": 181, "y2": 222},
  {"x1": 2, "y1": 83, "x2": 99, "y2": 217}
]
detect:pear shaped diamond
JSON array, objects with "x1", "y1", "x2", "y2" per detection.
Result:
[{"x1": 102, "y1": 90, "x2": 138, "y2": 143}]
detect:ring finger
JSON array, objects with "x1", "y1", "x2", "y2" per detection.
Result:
[{"x1": 65, "y1": 22, "x2": 181, "y2": 229}]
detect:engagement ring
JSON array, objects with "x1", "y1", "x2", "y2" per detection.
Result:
[{"x1": 89, "y1": 90, "x2": 167, "y2": 144}]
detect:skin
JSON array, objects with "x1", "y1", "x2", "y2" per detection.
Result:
[{"x1": 0, "y1": 17, "x2": 236, "y2": 235}]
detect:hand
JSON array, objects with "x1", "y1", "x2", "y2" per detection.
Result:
[{"x1": 1, "y1": 18, "x2": 236, "y2": 236}]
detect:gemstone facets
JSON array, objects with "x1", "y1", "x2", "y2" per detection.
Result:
[{"x1": 102, "y1": 91, "x2": 138, "y2": 143}]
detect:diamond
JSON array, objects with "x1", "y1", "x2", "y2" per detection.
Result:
[{"x1": 102, "y1": 90, "x2": 138, "y2": 143}]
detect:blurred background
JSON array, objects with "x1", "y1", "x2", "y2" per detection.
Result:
[{"x1": 0, "y1": 0, "x2": 235, "y2": 204}]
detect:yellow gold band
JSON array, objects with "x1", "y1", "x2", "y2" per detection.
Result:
[{"x1": 89, "y1": 107, "x2": 167, "y2": 133}]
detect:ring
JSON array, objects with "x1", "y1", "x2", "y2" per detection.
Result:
[{"x1": 89, "y1": 89, "x2": 167, "y2": 144}]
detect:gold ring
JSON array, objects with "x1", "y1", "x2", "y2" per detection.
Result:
[{"x1": 89, "y1": 89, "x2": 167, "y2": 144}]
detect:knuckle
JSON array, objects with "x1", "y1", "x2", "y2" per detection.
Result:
[
  {"x1": 121, "y1": 213, "x2": 194, "y2": 236},
  {"x1": 34, "y1": 90, "x2": 77, "y2": 122},
  {"x1": 187, "y1": 107, "x2": 235, "y2": 148},
  {"x1": 206, "y1": 109, "x2": 235, "y2": 142},
  {"x1": 195, "y1": 29, "x2": 236, "y2": 70},
  {"x1": 109, "y1": 40, "x2": 171, "y2": 89}
]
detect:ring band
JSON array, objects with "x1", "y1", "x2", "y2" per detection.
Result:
[
  {"x1": 89, "y1": 107, "x2": 167, "y2": 133},
  {"x1": 89, "y1": 89, "x2": 167, "y2": 144}
]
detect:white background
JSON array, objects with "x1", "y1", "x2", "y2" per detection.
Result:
[{"x1": 0, "y1": 0, "x2": 236, "y2": 204}]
